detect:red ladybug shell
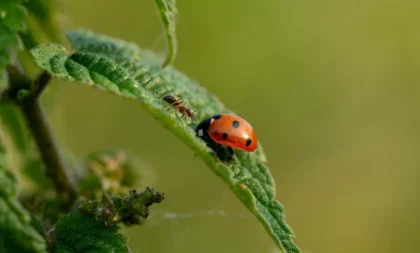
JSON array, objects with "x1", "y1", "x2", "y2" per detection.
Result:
[{"x1": 207, "y1": 114, "x2": 258, "y2": 151}]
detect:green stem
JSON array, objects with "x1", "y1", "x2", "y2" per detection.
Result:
[
  {"x1": 6, "y1": 66, "x2": 77, "y2": 209},
  {"x1": 21, "y1": 95, "x2": 76, "y2": 206}
]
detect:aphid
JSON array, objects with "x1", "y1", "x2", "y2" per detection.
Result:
[
  {"x1": 162, "y1": 94, "x2": 197, "y2": 121},
  {"x1": 195, "y1": 114, "x2": 258, "y2": 162}
]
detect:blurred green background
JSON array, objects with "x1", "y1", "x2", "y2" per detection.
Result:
[{"x1": 47, "y1": 0, "x2": 420, "y2": 252}]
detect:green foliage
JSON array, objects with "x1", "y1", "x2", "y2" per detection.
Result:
[
  {"x1": 30, "y1": 29, "x2": 299, "y2": 253},
  {"x1": 79, "y1": 188, "x2": 165, "y2": 226},
  {"x1": 0, "y1": 0, "x2": 27, "y2": 31},
  {"x1": 0, "y1": 0, "x2": 27, "y2": 81},
  {"x1": 154, "y1": 0, "x2": 177, "y2": 67},
  {"x1": 0, "y1": 105, "x2": 29, "y2": 152},
  {"x1": 0, "y1": 0, "x2": 300, "y2": 251},
  {"x1": 20, "y1": 0, "x2": 65, "y2": 50},
  {"x1": 30, "y1": 215, "x2": 50, "y2": 246},
  {"x1": 0, "y1": 139, "x2": 47, "y2": 253},
  {"x1": 21, "y1": 150, "x2": 81, "y2": 190},
  {"x1": 0, "y1": 0, "x2": 32, "y2": 161},
  {"x1": 21, "y1": 157, "x2": 52, "y2": 188},
  {"x1": 52, "y1": 212, "x2": 129, "y2": 253}
]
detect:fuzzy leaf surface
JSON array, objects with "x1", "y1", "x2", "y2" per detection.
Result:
[
  {"x1": 0, "y1": 139, "x2": 47, "y2": 253},
  {"x1": 53, "y1": 212, "x2": 129, "y2": 253},
  {"x1": 30, "y1": 29, "x2": 300, "y2": 253}
]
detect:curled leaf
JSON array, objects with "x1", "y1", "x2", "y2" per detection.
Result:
[{"x1": 153, "y1": 0, "x2": 178, "y2": 67}]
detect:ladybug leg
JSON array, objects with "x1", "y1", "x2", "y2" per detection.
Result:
[
  {"x1": 197, "y1": 132, "x2": 220, "y2": 160},
  {"x1": 215, "y1": 144, "x2": 234, "y2": 163},
  {"x1": 214, "y1": 143, "x2": 220, "y2": 157},
  {"x1": 226, "y1": 147, "x2": 235, "y2": 163},
  {"x1": 210, "y1": 142, "x2": 225, "y2": 161},
  {"x1": 201, "y1": 141, "x2": 233, "y2": 163}
]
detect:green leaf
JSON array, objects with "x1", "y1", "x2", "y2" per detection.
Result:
[
  {"x1": 21, "y1": 0, "x2": 66, "y2": 48},
  {"x1": 0, "y1": 0, "x2": 27, "y2": 32},
  {"x1": 52, "y1": 212, "x2": 130, "y2": 253},
  {"x1": 0, "y1": 104, "x2": 29, "y2": 152},
  {"x1": 154, "y1": 0, "x2": 177, "y2": 67},
  {"x1": 30, "y1": 215, "x2": 50, "y2": 246},
  {"x1": 19, "y1": 191, "x2": 62, "y2": 231},
  {"x1": 0, "y1": 139, "x2": 47, "y2": 253},
  {"x1": 0, "y1": 0, "x2": 27, "y2": 80},
  {"x1": 30, "y1": 29, "x2": 300, "y2": 253}
]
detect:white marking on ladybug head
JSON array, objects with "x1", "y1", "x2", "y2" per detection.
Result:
[
  {"x1": 197, "y1": 129, "x2": 204, "y2": 136},
  {"x1": 210, "y1": 118, "x2": 215, "y2": 124}
]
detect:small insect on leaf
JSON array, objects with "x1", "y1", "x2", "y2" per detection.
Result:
[{"x1": 162, "y1": 94, "x2": 198, "y2": 122}]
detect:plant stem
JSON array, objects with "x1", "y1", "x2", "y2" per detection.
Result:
[
  {"x1": 33, "y1": 71, "x2": 51, "y2": 96},
  {"x1": 21, "y1": 95, "x2": 77, "y2": 206},
  {"x1": 6, "y1": 67, "x2": 77, "y2": 209}
]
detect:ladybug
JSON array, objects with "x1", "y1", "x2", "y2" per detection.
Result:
[
  {"x1": 162, "y1": 94, "x2": 197, "y2": 121},
  {"x1": 195, "y1": 114, "x2": 258, "y2": 162}
]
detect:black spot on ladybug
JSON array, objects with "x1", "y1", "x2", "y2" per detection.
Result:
[
  {"x1": 232, "y1": 120, "x2": 240, "y2": 128},
  {"x1": 222, "y1": 133, "x2": 228, "y2": 140},
  {"x1": 246, "y1": 138, "x2": 252, "y2": 147},
  {"x1": 212, "y1": 114, "x2": 222, "y2": 120}
]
